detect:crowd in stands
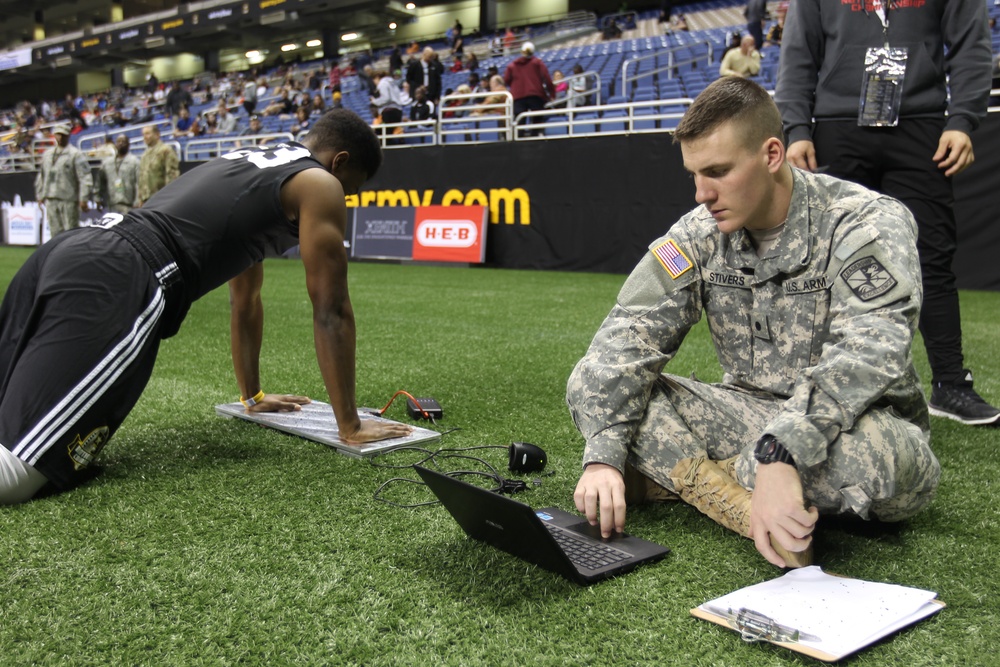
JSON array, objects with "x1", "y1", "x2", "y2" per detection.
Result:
[{"x1": 3, "y1": 0, "x2": 998, "y2": 165}]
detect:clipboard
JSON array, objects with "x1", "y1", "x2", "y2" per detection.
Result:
[{"x1": 691, "y1": 566, "x2": 945, "y2": 662}]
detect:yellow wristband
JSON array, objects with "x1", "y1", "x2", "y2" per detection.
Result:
[{"x1": 241, "y1": 390, "x2": 265, "y2": 408}]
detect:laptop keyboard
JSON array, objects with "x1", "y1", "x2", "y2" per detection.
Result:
[{"x1": 544, "y1": 523, "x2": 632, "y2": 570}]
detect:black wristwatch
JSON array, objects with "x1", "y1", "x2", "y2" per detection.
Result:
[{"x1": 754, "y1": 434, "x2": 796, "y2": 466}]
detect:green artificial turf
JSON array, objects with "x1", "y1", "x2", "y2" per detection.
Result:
[{"x1": 1, "y1": 248, "x2": 998, "y2": 666}]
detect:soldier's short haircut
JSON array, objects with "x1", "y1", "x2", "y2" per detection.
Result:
[
  {"x1": 304, "y1": 108, "x2": 383, "y2": 179},
  {"x1": 673, "y1": 78, "x2": 784, "y2": 151}
]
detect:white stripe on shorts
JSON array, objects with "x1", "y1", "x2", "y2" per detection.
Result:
[{"x1": 13, "y1": 288, "x2": 165, "y2": 465}]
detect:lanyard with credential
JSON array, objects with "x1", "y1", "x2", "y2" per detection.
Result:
[{"x1": 858, "y1": 0, "x2": 908, "y2": 127}]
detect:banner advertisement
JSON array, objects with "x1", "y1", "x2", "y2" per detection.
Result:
[
  {"x1": 2, "y1": 204, "x2": 41, "y2": 245},
  {"x1": 412, "y1": 205, "x2": 487, "y2": 263},
  {"x1": 352, "y1": 205, "x2": 487, "y2": 263}
]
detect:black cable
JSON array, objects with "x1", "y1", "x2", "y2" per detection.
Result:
[{"x1": 370, "y1": 444, "x2": 531, "y2": 509}]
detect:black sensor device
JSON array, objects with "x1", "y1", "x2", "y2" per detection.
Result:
[
  {"x1": 406, "y1": 397, "x2": 443, "y2": 420},
  {"x1": 508, "y1": 442, "x2": 547, "y2": 473}
]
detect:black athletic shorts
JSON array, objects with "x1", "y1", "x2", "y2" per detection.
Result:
[{"x1": 0, "y1": 227, "x2": 176, "y2": 490}]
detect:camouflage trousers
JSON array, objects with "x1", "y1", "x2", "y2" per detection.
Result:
[
  {"x1": 629, "y1": 374, "x2": 941, "y2": 521},
  {"x1": 45, "y1": 199, "x2": 80, "y2": 237}
]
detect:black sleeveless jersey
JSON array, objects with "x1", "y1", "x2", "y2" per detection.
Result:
[{"x1": 124, "y1": 142, "x2": 326, "y2": 302}]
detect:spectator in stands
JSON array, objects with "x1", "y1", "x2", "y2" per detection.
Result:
[
  {"x1": 659, "y1": 0, "x2": 673, "y2": 23},
  {"x1": 673, "y1": 14, "x2": 689, "y2": 31},
  {"x1": 390, "y1": 44, "x2": 404, "y2": 74},
  {"x1": 107, "y1": 108, "x2": 129, "y2": 128},
  {"x1": 61, "y1": 94, "x2": 86, "y2": 128},
  {"x1": 34, "y1": 123, "x2": 92, "y2": 236},
  {"x1": 450, "y1": 56, "x2": 464, "y2": 73},
  {"x1": 745, "y1": 0, "x2": 765, "y2": 49},
  {"x1": 442, "y1": 84, "x2": 473, "y2": 119},
  {"x1": 469, "y1": 72, "x2": 482, "y2": 92},
  {"x1": 358, "y1": 64, "x2": 377, "y2": 97},
  {"x1": 719, "y1": 35, "x2": 761, "y2": 78},
  {"x1": 239, "y1": 115, "x2": 266, "y2": 146},
  {"x1": 137, "y1": 124, "x2": 180, "y2": 207},
  {"x1": 331, "y1": 91, "x2": 344, "y2": 109},
  {"x1": 407, "y1": 41, "x2": 420, "y2": 55},
  {"x1": 552, "y1": 71, "x2": 569, "y2": 107},
  {"x1": 328, "y1": 61, "x2": 342, "y2": 94},
  {"x1": 569, "y1": 64, "x2": 590, "y2": 108},
  {"x1": 311, "y1": 94, "x2": 327, "y2": 117},
  {"x1": 69, "y1": 118, "x2": 86, "y2": 136},
  {"x1": 603, "y1": 20, "x2": 623, "y2": 40},
  {"x1": 409, "y1": 86, "x2": 435, "y2": 127},
  {"x1": 263, "y1": 88, "x2": 297, "y2": 117},
  {"x1": 174, "y1": 107, "x2": 197, "y2": 136},
  {"x1": 242, "y1": 76, "x2": 258, "y2": 117},
  {"x1": 164, "y1": 83, "x2": 193, "y2": 122},
  {"x1": 451, "y1": 19, "x2": 464, "y2": 55},
  {"x1": 95, "y1": 135, "x2": 140, "y2": 214},
  {"x1": 470, "y1": 76, "x2": 509, "y2": 116},
  {"x1": 195, "y1": 112, "x2": 214, "y2": 137},
  {"x1": 490, "y1": 31, "x2": 503, "y2": 57},
  {"x1": 465, "y1": 52, "x2": 479, "y2": 73},
  {"x1": 723, "y1": 31, "x2": 742, "y2": 57},
  {"x1": 503, "y1": 27, "x2": 517, "y2": 56},
  {"x1": 96, "y1": 135, "x2": 118, "y2": 160},
  {"x1": 216, "y1": 104, "x2": 238, "y2": 134},
  {"x1": 370, "y1": 70, "x2": 404, "y2": 127},
  {"x1": 503, "y1": 42, "x2": 555, "y2": 136},
  {"x1": 291, "y1": 107, "x2": 312, "y2": 135},
  {"x1": 764, "y1": 15, "x2": 784, "y2": 48},
  {"x1": 406, "y1": 47, "x2": 444, "y2": 104},
  {"x1": 130, "y1": 105, "x2": 153, "y2": 125}
]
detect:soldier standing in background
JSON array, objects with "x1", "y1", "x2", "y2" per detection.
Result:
[
  {"x1": 34, "y1": 124, "x2": 92, "y2": 237},
  {"x1": 137, "y1": 125, "x2": 180, "y2": 207},
  {"x1": 95, "y1": 136, "x2": 140, "y2": 215}
]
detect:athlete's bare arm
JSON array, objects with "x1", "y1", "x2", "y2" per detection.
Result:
[{"x1": 281, "y1": 167, "x2": 411, "y2": 444}]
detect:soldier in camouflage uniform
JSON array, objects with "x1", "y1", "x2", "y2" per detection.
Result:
[
  {"x1": 568, "y1": 78, "x2": 940, "y2": 568},
  {"x1": 34, "y1": 124, "x2": 92, "y2": 236},
  {"x1": 95, "y1": 135, "x2": 140, "y2": 214},
  {"x1": 137, "y1": 124, "x2": 180, "y2": 206}
]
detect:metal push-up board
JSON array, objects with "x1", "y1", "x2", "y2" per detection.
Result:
[{"x1": 215, "y1": 400, "x2": 440, "y2": 458}]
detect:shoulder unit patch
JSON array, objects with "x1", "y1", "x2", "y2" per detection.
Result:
[
  {"x1": 652, "y1": 239, "x2": 693, "y2": 279},
  {"x1": 840, "y1": 256, "x2": 897, "y2": 301}
]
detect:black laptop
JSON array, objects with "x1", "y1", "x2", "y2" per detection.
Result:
[{"x1": 415, "y1": 465, "x2": 669, "y2": 584}]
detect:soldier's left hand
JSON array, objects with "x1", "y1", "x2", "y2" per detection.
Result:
[{"x1": 750, "y1": 462, "x2": 818, "y2": 567}]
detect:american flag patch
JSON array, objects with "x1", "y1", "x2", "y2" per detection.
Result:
[{"x1": 652, "y1": 239, "x2": 693, "y2": 278}]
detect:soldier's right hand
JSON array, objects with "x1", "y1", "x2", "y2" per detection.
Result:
[{"x1": 574, "y1": 463, "x2": 627, "y2": 538}]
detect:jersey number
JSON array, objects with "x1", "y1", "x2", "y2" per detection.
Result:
[{"x1": 222, "y1": 145, "x2": 311, "y2": 170}]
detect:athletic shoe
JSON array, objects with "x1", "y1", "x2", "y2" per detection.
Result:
[{"x1": 928, "y1": 372, "x2": 1000, "y2": 426}]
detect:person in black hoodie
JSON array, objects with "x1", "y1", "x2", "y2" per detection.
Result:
[{"x1": 775, "y1": 0, "x2": 998, "y2": 427}]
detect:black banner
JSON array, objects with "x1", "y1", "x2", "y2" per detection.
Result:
[
  {"x1": 363, "y1": 134, "x2": 695, "y2": 274},
  {"x1": 3, "y1": 123, "x2": 999, "y2": 290}
]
